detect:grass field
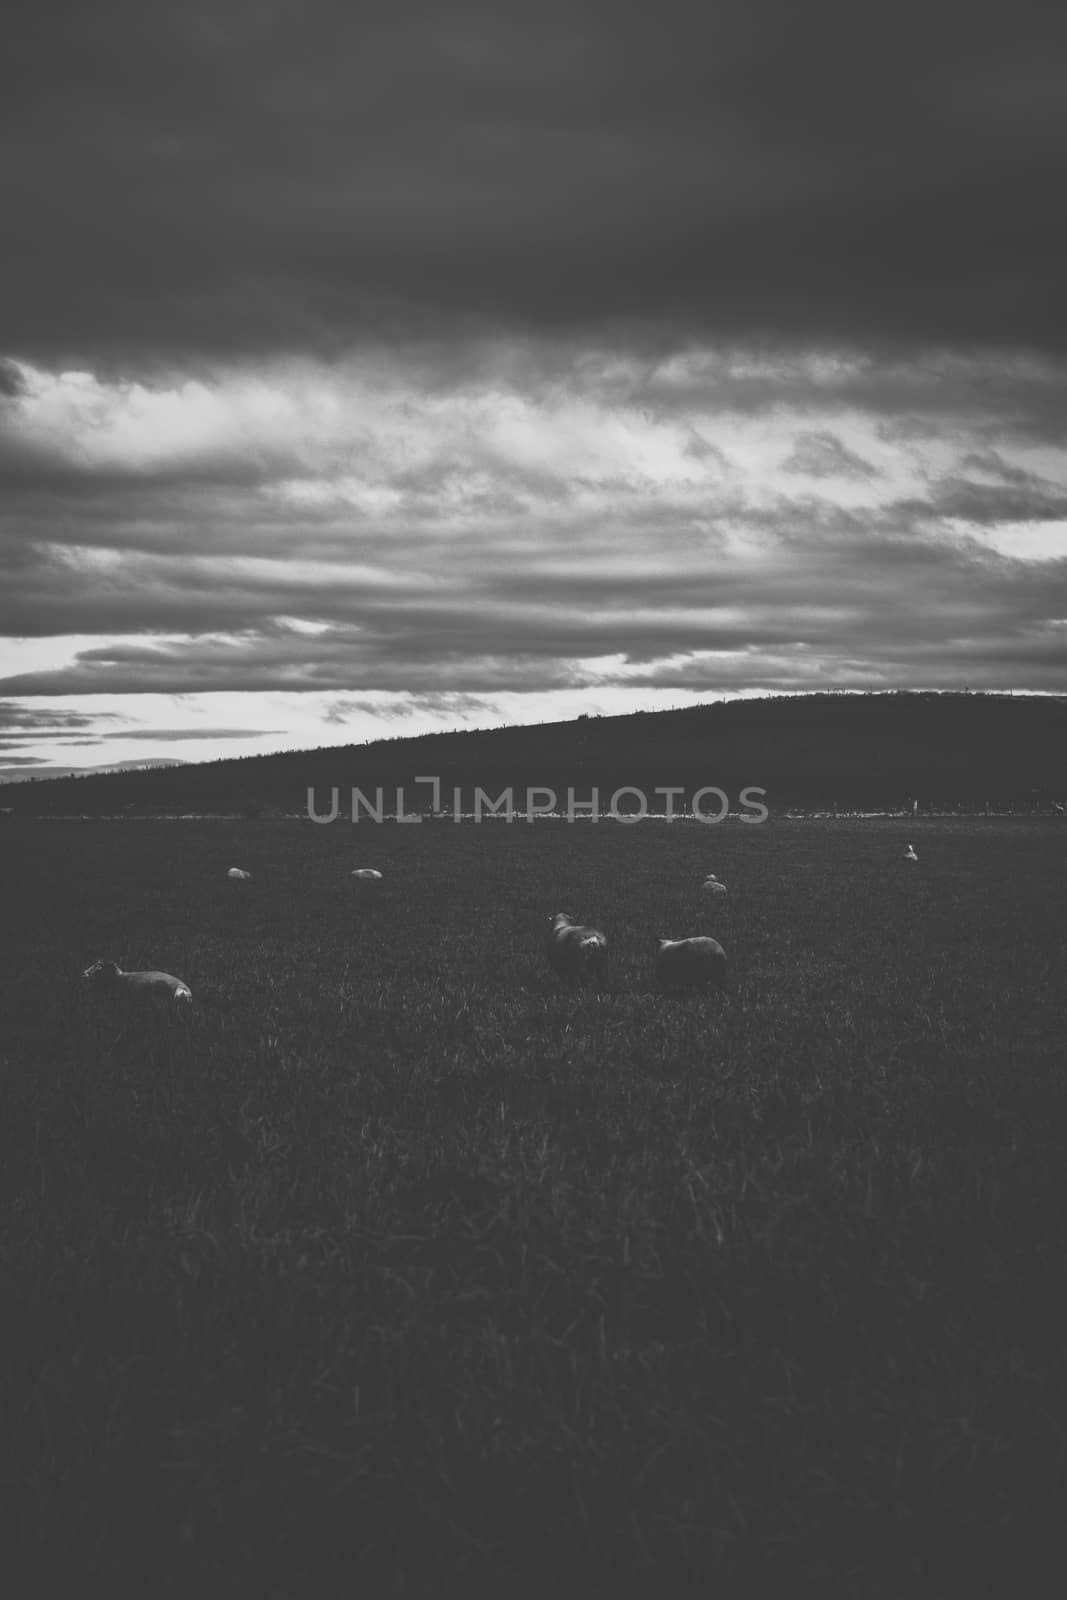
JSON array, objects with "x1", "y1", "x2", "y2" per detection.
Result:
[{"x1": 3, "y1": 815, "x2": 1066, "y2": 1597}]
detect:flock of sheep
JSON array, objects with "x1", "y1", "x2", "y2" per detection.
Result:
[
  {"x1": 81, "y1": 846, "x2": 921, "y2": 1012},
  {"x1": 548, "y1": 905, "x2": 729, "y2": 995}
]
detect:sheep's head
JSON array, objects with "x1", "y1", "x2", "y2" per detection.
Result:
[
  {"x1": 550, "y1": 912, "x2": 574, "y2": 929},
  {"x1": 83, "y1": 959, "x2": 120, "y2": 983}
]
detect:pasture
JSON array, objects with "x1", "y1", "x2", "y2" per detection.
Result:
[{"x1": 2, "y1": 815, "x2": 1066, "y2": 1597}]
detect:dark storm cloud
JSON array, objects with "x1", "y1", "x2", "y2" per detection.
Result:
[
  {"x1": 1, "y1": 507, "x2": 1063, "y2": 698},
  {"x1": 782, "y1": 431, "x2": 878, "y2": 481},
  {"x1": 918, "y1": 478, "x2": 1067, "y2": 527},
  {"x1": 117, "y1": 727, "x2": 284, "y2": 741},
  {"x1": 0, "y1": 543, "x2": 340, "y2": 638},
  {"x1": 642, "y1": 351, "x2": 1067, "y2": 446},
  {"x1": 956, "y1": 449, "x2": 1051, "y2": 486},
  {"x1": 3, "y1": 0, "x2": 1067, "y2": 366},
  {"x1": 323, "y1": 692, "x2": 498, "y2": 724},
  {"x1": 0, "y1": 447, "x2": 279, "y2": 495},
  {"x1": 1, "y1": 341, "x2": 1064, "y2": 697},
  {"x1": 0, "y1": 357, "x2": 27, "y2": 398},
  {"x1": 0, "y1": 702, "x2": 119, "y2": 735},
  {"x1": 0, "y1": 698, "x2": 280, "y2": 760}
]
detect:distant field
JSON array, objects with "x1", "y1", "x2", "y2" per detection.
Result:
[{"x1": 3, "y1": 817, "x2": 1066, "y2": 1596}]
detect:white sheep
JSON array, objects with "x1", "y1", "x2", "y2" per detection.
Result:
[
  {"x1": 547, "y1": 912, "x2": 609, "y2": 983},
  {"x1": 904, "y1": 845, "x2": 918, "y2": 862},
  {"x1": 83, "y1": 959, "x2": 193, "y2": 1006},
  {"x1": 228, "y1": 867, "x2": 252, "y2": 880},
  {"x1": 654, "y1": 936, "x2": 727, "y2": 993},
  {"x1": 350, "y1": 868, "x2": 383, "y2": 880},
  {"x1": 703, "y1": 874, "x2": 728, "y2": 894}
]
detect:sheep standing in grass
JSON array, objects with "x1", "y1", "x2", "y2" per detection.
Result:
[
  {"x1": 228, "y1": 867, "x2": 252, "y2": 880},
  {"x1": 654, "y1": 936, "x2": 727, "y2": 993},
  {"x1": 547, "y1": 912, "x2": 609, "y2": 984},
  {"x1": 351, "y1": 868, "x2": 383, "y2": 880},
  {"x1": 83, "y1": 959, "x2": 193, "y2": 1006},
  {"x1": 703, "y1": 874, "x2": 727, "y2": 894},
  {"x1": 904, "y1": 845, "x2": 918, "y2": 862}
]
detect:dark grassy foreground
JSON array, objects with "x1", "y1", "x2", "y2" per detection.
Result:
[{"x1": 2, "y1": 816, "x2": 1066, "y2": 1598}]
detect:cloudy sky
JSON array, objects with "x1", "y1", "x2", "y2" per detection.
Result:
[{"x1": 2, "y1": 0, "x2": 1066, "y2": 777}]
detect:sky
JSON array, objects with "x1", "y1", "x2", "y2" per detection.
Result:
[{"x1": 2, "y1": 0, "x2": 1066, "y2": 779}]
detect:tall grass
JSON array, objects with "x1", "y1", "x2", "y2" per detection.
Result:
[{"x1": 2, "y1": 817, "x2": 1066, "y2": 1596}]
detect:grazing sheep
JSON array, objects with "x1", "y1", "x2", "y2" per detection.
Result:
[
  {"x1": 83, "y1": 959, "x2": 192, "y2": 1005},
  {"x1": 547, "y1": 912, "x2": 609, "y2": 983},
  {"x1": 703, "y1": 874, "x2": 728, "y2": 894},
  {"x1": 654, "y1": 936, "x2": 727, "y2": 993},
  {"x1": 228, "y1": 867, "x2": 252, "y2": 880},
  {"x1": 350, "y1": 868, "x2": 383, "y2": 880},
  {"x1": 904, "y1": 845, "x2": 918, "y2": 862}
]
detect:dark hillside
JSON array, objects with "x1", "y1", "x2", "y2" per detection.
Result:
[{"x1": 4, "y1": 692, "x2": 1066, "y2": 816}]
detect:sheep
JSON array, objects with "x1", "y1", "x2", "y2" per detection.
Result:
[
  {"x1": 547, "y1": 912, "x2": 609, "y2": 983},
  {"x1": 904, "y1": 845, "x2": 918, "y2": 862},
  {"x1": 228, "y1": 867, "x2": 252, "y2": 880},
  {"x1": 703, "y1": 874, "x2": 728, "y2": 894},
  {"x1": 654, "y1": 936, "x2": 727, "y2": 993},
  {"x1": 83, "y1": 959, "x2": 193, "y2": 1006},
  {"x1": 350, "y1": 868, "x2": 383, "y2": 880}
]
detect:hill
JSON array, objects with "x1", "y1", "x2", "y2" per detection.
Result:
[
  {"x1": 3, "y1": 692, "x2": 1066, "y2": 817},
  {"x1": 0, "y1": 757, "x2": 185, "y2": 786}
]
